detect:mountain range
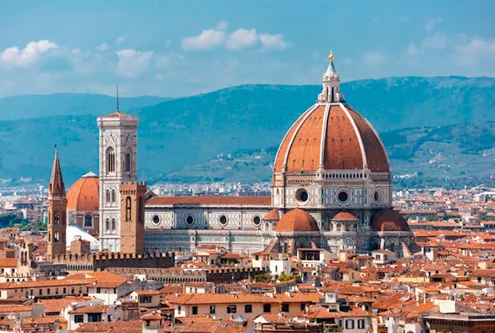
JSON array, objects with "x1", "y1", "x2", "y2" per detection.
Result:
[{"x1": 0, "y1": 76, "x2": 494, "y2": 187}]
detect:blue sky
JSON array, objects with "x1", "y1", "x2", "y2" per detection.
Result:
[{"x1": 0, "y1": 0, "x2": 494, "y2": 97}]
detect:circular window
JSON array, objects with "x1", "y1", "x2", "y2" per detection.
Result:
[
  {"x1": 295, "y1": 189, "x2": 309, "y2": 204},
  {"x1": 337, "y1": 190, "x2": 351, "y2": 205},
  {"x1": 186, "y1": 216, "x2": 194, "y2": 225},
  {"x1": 219, "y1": 215, "x2": 228, "y2": 225},
  {"x1": 152, "y1": 215, "x2": 160, "y2": 225},
  {"x1": 253, "y1": 216, "x2": 261, "y2": 226},
  {"x1": 374, "y1": 191, "x2": 379, "y2": 202}
]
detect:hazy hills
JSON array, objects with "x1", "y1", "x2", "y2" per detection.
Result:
[
  {"x1": 153, "y1": 121, "x2": 495, "y2": 188},
  {"x1": 0, "y1": 93, "x2": 169, "y2": 120},
  {"x1": 0, "y1": 76, "x2": 494, "y2": 186}
]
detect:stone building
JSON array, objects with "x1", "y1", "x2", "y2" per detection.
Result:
[
  {"x1": 47, "y1": 148, "x2": 67, "y2": 259},
  {"x1": 63, "y1": 53, "x2": 415, "y2": 257}
]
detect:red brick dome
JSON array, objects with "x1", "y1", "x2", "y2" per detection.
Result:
[
  {"x1": 274, "y1": 103, "x2": 389, "y2": 173},
  {"x1": 371, "y1": 209, "x2": 411, "y2": 232},
  {"x1": 67, "y1": 172, "x2": 100, "y2": 212},
  {"x1": 332, "y1": 212, "x2": 359, "y2": 221},
  {"x1": 275, "y1": 208, "x2": 320, "y2": 232}
]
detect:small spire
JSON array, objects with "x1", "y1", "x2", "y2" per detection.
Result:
[
  {"x1": 116, "y1": 85, "x2": 120, "y2": 113},
  {"x1": 49, "y1": 146, "x2": 66, "y2": 198}
]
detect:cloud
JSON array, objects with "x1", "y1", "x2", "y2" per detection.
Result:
[
  {"x1": 406, "y1": 43, "x2": 422, "y2": 56},
  {"x1": 424, "y1": 17, "x2": 442, "y2": 32},
  {"x1": 363, "y1": 51, "x2": 386, "y2": 67},
  {"x1": 0, "y1": 40, "x2": 58, "y2": 67},
  {"x1": 259, "y1": 33, "x2": 290, "y2": 50},
  {"x1": 97, "y1": 43, "x2": 110, "y2": 51},
  {"x1": 405, "y1": 32, "x2": 448, "y2": 57},
  {"x1": 422, "y1": 32, "x2": 448, "y2": 50},
  {"x1": 116, "y1": 36, "x2": 125, "y2": 44},
  {"x1": 115, "y1": 49, "x2": 153, "y2": 78},
  {"x1": 182, "y1": 21, "x2": 289, "y2": 51},
  {"x1": 181, "y1": 23, "x2": 227, "y2": 51},
  {"x1": 226, "y1": 28, "x2": 258, "y2": 50},
  {"x1": 400, "y1": 16, "x2": 410, "y2": 22},
  {"x1": 455, "y1": 37, "x2": 495, "y2": 66}
]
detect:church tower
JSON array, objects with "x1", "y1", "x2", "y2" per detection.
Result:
[
  {"x1": 119, "y1": 182, "x2": 146, "y2": 254},
  {"x1": 97, "y1": 104, "x2": 138, "y2": 252},
  {"x1": 47, "y1": 148, "x2": 67, "y2": 258}
]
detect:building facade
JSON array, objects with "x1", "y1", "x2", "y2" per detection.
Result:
[
  {"x1": 63, "y1": 53, "x2": 414, "y2": 257},
  {"x1": 97, "y1": 110, "x2": 139, "y2": 252}
]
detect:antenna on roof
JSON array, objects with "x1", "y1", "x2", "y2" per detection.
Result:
[{"x1": 116, "y1": 85, "x2": 120, "y2": 112}]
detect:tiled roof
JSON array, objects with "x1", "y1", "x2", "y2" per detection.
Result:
[
  {"x1": 167, "y1": 292, "x2": 321, "y2": 305},
  {"x1": 274, "y1": 104, "x2": 389, "y2": 173},
  {"x1": 371, "y1": 209, "x2": 411, "y2": 232},
  {"x1": 0, "y1": 258, "x2": 18, "y2": 268},
  {"x1": 275, "y1": 208, "x2": 319, "y2": 233},
  {"x1": 69, "y1": 305, "x2": 108, "y2": 314},
  {"x1": 67, "y1": 174, "x2": 100, "y2": 211},
  {"x1": 331, "y1": 212, "x2": 359, "y2": 221},
  {"x1": 263, "y1": 209, "x2": 280, "y2": 221}
]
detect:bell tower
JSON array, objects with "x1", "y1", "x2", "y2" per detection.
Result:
[
  {"x1": 119, "y1": 182, "x2": 146, "y2": 254},
  {"x1": 47, "y1": 147, "x2": 67, "y2": 259},
  {"x1": 97, "y1": 98, "x2": 138, "y2": 252}
]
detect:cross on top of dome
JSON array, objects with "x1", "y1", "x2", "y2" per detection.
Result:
[{"x1": 318, "y1": 50, "x2": 344, "y2": 103}]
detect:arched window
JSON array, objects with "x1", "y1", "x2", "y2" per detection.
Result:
[
  {"x1": 389, "y1": 242, "x2": 396, "y2": 253},
  {"x1": 353, "y1": 223, "x2": 358, "y2": 231},
  {"x1": 53, "y1": 212, "x2": 59, "y2": 225},
  {"x1": 336, "y1": 223, "x2": 342, "y2": 232},
  {"x1": 106, "y1": 190, "x2": 110, "y2": 203},
  {"x1": 84, "y1": 215, "x2": 92, "y2": 227},
  {"x1": 124, "y1": 152, "x2": 131, "y2": 173},
  {"x1": 111, "y1": 218, "x2": 116, "y2": 231},
  {"x1": 105, "y1": 218, "x2": 110, "y2": 231},
  {"x1": 54, "y1": 232, "x2": 60, "y2": 242},
  {"x1": 106, "y1": 147, "x2": 115, "y2": 173},
  {"x1": 126, "y1": 196, "x2": 132, "y2": 221},
  {"x1": 111, "y1": 189, "x2": 116, "y2": 203},
  {"x1": 345, "y1": 223, "x2": 350, "y2": 232}
]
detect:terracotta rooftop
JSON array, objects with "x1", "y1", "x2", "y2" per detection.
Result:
[
  {"x1": 332, "y1": 212, "x2": 359, "y2": 221},
  {"x1": 371, "y1": 208, "x2": 411, "y2": 232},
  {"x1": 275, "y1": 208, "x2": 320, "y2": 233},
  {"x1": 67, "y1": 174, "x2": 100, "y2": 212},
  {"x1": 274, "y1": 104, "x2": 389, "y2": 173}
]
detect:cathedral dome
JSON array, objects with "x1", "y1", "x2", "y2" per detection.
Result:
[
  {"x1": 273, "y1": 54, "x2": 389, "y2": 174},
  {"x1": 331, "y1": 212, "x2": 359, "y2": 221},
  {"x1": 275, "y1": 208, "x2": 320, "y2": 232},
  {"x1": 371, "y1": 209, "x2": 411, "y2": 232},
  {"x1": 67, "y1": 172, "x2": 100, "y2": 212},
  {"x1": 274, "y1": 104, "x2": 389, "y2": 173}
]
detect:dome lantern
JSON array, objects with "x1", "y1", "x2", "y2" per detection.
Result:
[{"x1": 318, "y1": 51, "x2": 344, "y2": 103}]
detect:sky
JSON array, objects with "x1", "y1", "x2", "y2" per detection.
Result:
[{"x1": 0, "y1": 0, "x2": 494, "y2": 98}]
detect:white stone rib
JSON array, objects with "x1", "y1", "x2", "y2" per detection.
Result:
[
  {"x1": 318, "y1": 103, "x2": 331, "y2": 169},
  {"x1": 339, "y1": 103, "x2": 368, "y2": 169}
]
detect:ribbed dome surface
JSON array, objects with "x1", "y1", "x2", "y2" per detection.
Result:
[
  {"x1": 332, "y1": 212, "x2": 359, "y2": 221},
  {"x1": 275, "y1": 208, "x2": 320, "y2": 232},
  {"x1": 67, "y1": 173, "x2": 100, "y2": 212},
  {"x1": 274, "y1": 104, "x2": 389, "y2": 173}
]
